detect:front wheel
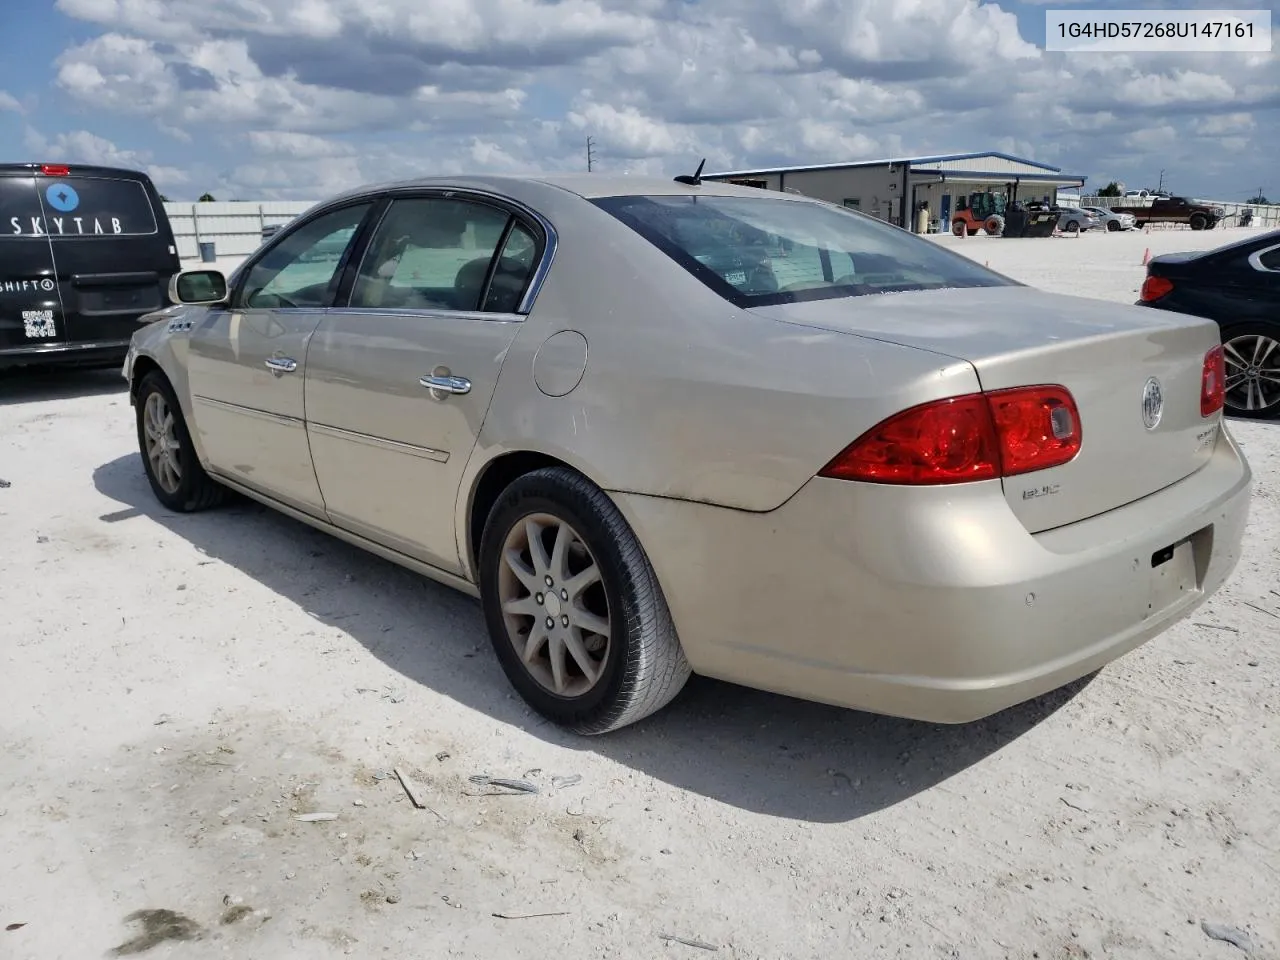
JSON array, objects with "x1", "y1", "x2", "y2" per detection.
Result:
[
  {"x1": 135, "y1": 370, "x2": 229, "y2": 511},
  {"x1": 951, "y1": 220, "x2": 966, "y2": 237},
  {"x1": 1221, "y1": 324, "x2": 1280, "y2": 420},
  {"x1": 1189, "y1": 214, "x2": 1207, "y2": 231},
  {"x1": 478, "y1": 467, "x2": 692, "y2": 734},
  {"x1": 1106, "y1": 219, "x2": 1121, "y2": 232}
]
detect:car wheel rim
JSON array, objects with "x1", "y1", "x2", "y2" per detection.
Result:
[
  {"x1": 498, "y1": 512, "x2": 612, "y2": 698},
  {"x1": 143, "y1": 391, "x2": 183, "y2": 494},
  {"x1": 1223, "y1": 334, "x2": 1280, "y2": 413}
]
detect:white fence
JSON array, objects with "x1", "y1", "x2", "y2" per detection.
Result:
[
  {"x1": 164, "y1": 200, "x2": 317, "y2": 262},
  {"x1": 1081, "y1": 196, "x2": 1280, "y2": 230}
]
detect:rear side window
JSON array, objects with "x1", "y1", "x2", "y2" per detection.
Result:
[
  {"x1": 4, "y1": 176, "x2": 158, "y2": 239},
  {"x1": 594, "y1": 194, "x2": 1013, "y2": 308}
]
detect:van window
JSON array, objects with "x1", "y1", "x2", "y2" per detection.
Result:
[{"x1": 3, "y1": 176, "x2": 158, "y2": 239}]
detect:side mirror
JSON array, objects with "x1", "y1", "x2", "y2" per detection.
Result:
[{"x1": 170, "y1": 269, "x2": 228, "y2": 305}]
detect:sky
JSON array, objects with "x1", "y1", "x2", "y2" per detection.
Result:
[{"x1": 0, "y1": 0, "x2": 1274, "y2": 203}]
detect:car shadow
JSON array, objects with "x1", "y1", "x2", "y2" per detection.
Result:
[
  {"x1": 0, "y1": 365, "x2": 128, "y2": 406},
  {"x1": 93, "y1": 452, "x2": 1089, "y2": 824}
]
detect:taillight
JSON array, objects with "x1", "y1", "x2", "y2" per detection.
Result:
[
  {"x1": 1140, "y1": 275, "x2": 1173, "y2": 302},
  {"x1": 39, "y1": 164, "x2": 71, "y2": 176},
  {"x1": 819, "y1": 385, "x2": 1082, "y2": 486},
  {"x1": 1201, "y1": 344, "x2": 1225, "y2": 417}
]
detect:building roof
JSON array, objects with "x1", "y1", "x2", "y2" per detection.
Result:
[{"x1": 706, "y1": 151, "x2": 1064, "y2": 178}]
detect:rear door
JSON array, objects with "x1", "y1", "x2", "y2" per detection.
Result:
[
  {"x1": 0, "y1": 173, "x2": 67, "y2": 355},
  {"x1": 39, "y1": 170, "x2": 180, "y2": 347},
  {"x1": 304, "y1": 193, "x2": 542, "y2": 575}
]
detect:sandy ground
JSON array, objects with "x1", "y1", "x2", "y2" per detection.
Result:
[{"x1": 2, "y1": 225, "x2": 1278, "y2": 960}]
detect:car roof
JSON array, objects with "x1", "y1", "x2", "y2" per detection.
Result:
[{"x1": 321, "y1": 173, "x2": 810, "y2": 207}]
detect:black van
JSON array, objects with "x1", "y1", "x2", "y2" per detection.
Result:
[{"x1": 1, "y1": 162, "x2": 182, "y2": 370}]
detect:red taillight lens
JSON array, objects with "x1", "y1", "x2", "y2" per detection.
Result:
[
  {"x1": 986, "y1": 385, "x2": 1082, "y2": 476},
  {"x1": 1201, "y1": 344, "x2": 1225, "y2": 417},
  {"x1": 820, "y1": 386, "x2": 1082, "y2": 486},
  {"x1": 39, "y1": 164, "x2": 71, "y2": 176},
  {"x1": 818, "y1": 394, "x2": 1000, "y2": 485},
  {"x1": 1140, "y1": 275, "x2": 1173, "y2": 302}
]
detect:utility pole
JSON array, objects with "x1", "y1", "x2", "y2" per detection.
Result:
[
  {"x1": 1156, "y1": 169, "x2": 1166, "y2": 194},
  {"x1": 586, "y1": 136, "x2": 596, "y2": 173}
]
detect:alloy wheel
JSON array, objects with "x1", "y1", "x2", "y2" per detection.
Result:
[
  {"x1": 1223, "y1": 334, "x2": 1280, "y2": 414},
  {"x1": 497, "y1": 513, "x2": 612, "y2": 697},
  {"x1": 142, "y1": 391, "x2": 183, "y2": 494}
]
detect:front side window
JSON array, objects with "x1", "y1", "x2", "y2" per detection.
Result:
[
  {"x1": 593, "y1": 194, "x2": 1014, "y2": 308},
  {"x1": 237, "y1": 203, "x2": 372, "y2": 309},
  {"x1": 349, "y1": 197, "x2": 537, "y2": 313},
  {"x1": 1257, "y1": 246, "x2": 1280, "y2": 271}
]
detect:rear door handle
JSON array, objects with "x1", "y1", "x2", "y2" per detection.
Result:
[
  {"x1": 419, "y1": 375, "x2": 471, "y2": 395},
  {"x1": 265, "y1": 357, "x2": 298, "y2": 374}
]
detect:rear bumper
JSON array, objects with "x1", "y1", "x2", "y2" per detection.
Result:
[
  {"x1": 612, "y1": 425, "x2": 1252, "y2": 723},
  {"x1": 0, "y1": 338, "x2": 132, "y2": 370}
]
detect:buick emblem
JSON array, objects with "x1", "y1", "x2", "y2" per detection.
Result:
[{"x1": 1141, "y1": 376, "x2": 1164, "y2": 431}]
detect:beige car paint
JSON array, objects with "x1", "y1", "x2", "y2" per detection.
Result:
[
  {"x1": 125, "y1": 173, "x2": 1252, "y2": 725},
  {"x1": 304, "y1": 307, "x2": 524, "y2": 576}
]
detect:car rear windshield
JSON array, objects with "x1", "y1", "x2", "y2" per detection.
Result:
[
  {"x1": 3, "y1": 175, "x2": 158, "y2": 240},
  {"x1": 592, "y1": 194, "x2": 1014, "y2": 308}
]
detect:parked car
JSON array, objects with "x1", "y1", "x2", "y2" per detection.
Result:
[
  {"x1": 1055, "y1": 205, "x2": 1101, "y2": 232},
  {"x1": 123, "y1": 173, "x2": 1251, "y2": 734},
  {"x1": 1138, "y1": 229, "x2": 1280, "y2": 419},
  {"x1": 1082, "y1": 205, "x2": 1137, "y2": 232},
  {"x1": 1, "y1": 162, "x2": 181, "y2": 370}
]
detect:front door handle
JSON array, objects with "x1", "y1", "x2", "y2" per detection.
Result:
[
  {"x1": 419, "y1": 374, "x2": 471, "y2": 395},
  {"x1": 265, "y1": 357, "x2": 298, "y2": 374}
]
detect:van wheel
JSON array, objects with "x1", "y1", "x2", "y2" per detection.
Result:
[
  {"x1": 478, "y1": 467, "x2": 691, "y2": 735},
  {"x1": 135, "y1": 370, "x2": 228, "y2": 512}
]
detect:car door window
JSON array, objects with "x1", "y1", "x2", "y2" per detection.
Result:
[
  {"x1": 349, "y1": 197, "x2": 536, "y2": 313},
  {"x1": 1258, "y1": 246, "x2": 1280, "y2": 271},
  {"x1": 237, "y1": 203, "x2": 372, "y2": 309}
]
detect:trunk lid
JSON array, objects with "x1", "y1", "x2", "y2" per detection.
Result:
[{"x1": 751, "y1": 285, "x2": 1223, "y2": 533}]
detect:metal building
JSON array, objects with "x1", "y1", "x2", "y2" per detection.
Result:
[{"x1": 703, "y1": 151, "x2": 1089, "y2": 234}]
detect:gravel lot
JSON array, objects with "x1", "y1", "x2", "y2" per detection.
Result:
[{"x1": 2, "y1": 226, "x2": 1277, "y2": 960}]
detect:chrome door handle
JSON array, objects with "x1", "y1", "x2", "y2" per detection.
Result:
[
  {"x1": 419, "y1": 375, "x2": 471, "y2": 395},
  {"x1": 265, "y1": 357, "x2": 298, "y2": 374}
]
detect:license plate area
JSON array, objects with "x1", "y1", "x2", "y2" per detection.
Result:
[{"x1": 1145, "y1": 534, "x2": 1203, "y2": 618}]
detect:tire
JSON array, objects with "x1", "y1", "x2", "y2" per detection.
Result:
[
  {"x1": 478, "y1": 466, "x2": 691, "y2": 734},
  {"x1": 1106, "y1": 219, "x2": 1120, "y2": 232},
  {"x1": 135, "y1": 370, "x2": 229, "y2": 511},
  {"x1": 1220, "y1": 323, "x2": 1280, "y2": 420},
  {"x1": 1189, "y1": 214, "x2": 1207, "y2": 231},
  {"x1": 1065, "y1": 219, "x2": 1080, "y2": 233},
  {"x1": 951, "y1": 220, "x2": 965, "y2": 237}
]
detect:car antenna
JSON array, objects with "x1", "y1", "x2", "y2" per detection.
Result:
[{"x1": 673, "y1": 158, "x2": 706, "y2": 186}]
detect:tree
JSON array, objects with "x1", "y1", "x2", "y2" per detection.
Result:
[
  {"x1": 158, "y1": 194, "x2": 170, "y2": 202},
  {"x1": 1098, "y1": 181, "x2": 1123, "y2": 197},
  {"x1": 1248, "y1": 194, "x2": 1270, "y2": 205},
  {"x1": 198, "y1": 192, "x2": 216, "y2": 202}
]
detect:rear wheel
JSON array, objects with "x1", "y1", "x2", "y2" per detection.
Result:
[
  {"x1": 1221, "y1": 323, "x2": 1280, "y2": 420},
  {"x1": 478, "y1": 467, "x2": 691, "y2": 734},
  {"x1": 135, "y1": 370, "x2": 228, "y2": 511}
]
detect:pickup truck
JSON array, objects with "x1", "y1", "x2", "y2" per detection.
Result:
[{"x1": 1104, "y1": 196, "x2": 1224, "y2": 230}]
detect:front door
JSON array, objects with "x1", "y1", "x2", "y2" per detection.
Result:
[
  {"x1": 0, "y1": 173, "x2": 68, "y2": 358},
  {"x1": 305, "y1": 194, "x2": 543, "y2": 575},
  {"x1": 186, "y1": 200, "x2": 376, "y2": 515}
]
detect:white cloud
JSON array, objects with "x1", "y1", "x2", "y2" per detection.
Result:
[
  {"x1": 0, "y1": 90, "x2": 22, "y2": 113},
  {"x1": 33, "y1": 0, "x2": 1276, "y2": 200}
]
